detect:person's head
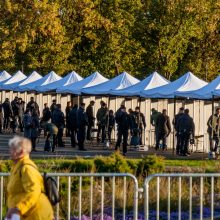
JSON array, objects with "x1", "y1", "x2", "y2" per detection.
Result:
[
  {"x1": 101, "y1": 102, "x2": 106, "y2": 107},
  {"x1": 90, "y1": 100, "x2": 95, "y2": 106},
  {"x1": 162, "y1": 109, "x2": 167, "y2": 115},
  {"x1": 9, "y1": 136, "x2": 32, "y2": 163},
  {"x1": 44, "y1": 103, "x2": 48, "y2": 108},
  {"x1": 100, "y1": 100, "x2": 104, "y2": 106},
  {"x1": 5, "y1": 98, "x2": 9, "y2": 102},
  {"x1": 216, "y1": 107, "x2": 220, "y2": 115},
  {"x1": 151, "y1": 108, "x2": 156, "y2": 113},
  {"x1": 25, "y1": 108, "x2": 31, "y2": 114},
  {"x1": 32, "y1": 109, "x2": 38, "y2": 116},
  {"x1": 121, "y1": 105, "x2": 126, "y2": 112},
  {"x1": 109, "y1": 110, "x2": 114, "y2": 115},
  {"x1": 135, "y1": 106, "x2": 140, "y2": 112},
  {"x1": 14, "y1": 96, "x2": 18, "y2": 101},
  {"x1": 179, "y1": 107, "x2": 184, "y2": 113},
  {"x1": 30, "y1": 97, "x2": 34, "y2": 102},
  {"x1": 184, "y1": 109, "x2": 189, "y2": 115},
  {"x1": 80, "y1": 103, "x2": 86, "y2": 109},
  {"x1": 18, "y1": 98, "x2": 22, "y2": 103},
  {"x1": 128, "y1": 108, "x2": 133, "y2": 114},
  {"x1": 52, "y1": 99, "x2": 56, "y2": 104},
  {"x1": 67, "y1": 101, "x2": 71, "y2": 107},
  {"x1": 73, "y1": 104, "x2": 78, "y2": 109},
  {"x1": 57, "y1": 104, "x2": 61, "y2": 110}
]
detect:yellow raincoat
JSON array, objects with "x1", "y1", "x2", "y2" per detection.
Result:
[{"x1": 7, "y1": 155, "x2": 54, "y2": 220}]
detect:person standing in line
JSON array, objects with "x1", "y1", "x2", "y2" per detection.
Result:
[
  {"x1": 86, "y1": 100, "x2": 95, "y2": 141},
  {"x1": 41, "y1": 103, "x2": 51, "y2": 137},
  {"x1": 107, "y1": 110, "x2": 115, "y2": 144},
  {"x1": 18, "y1": 98, "x2": 24, "y2": 132},
  {"x1": 52, "y1": 104, "x2": 65, "y2": 147},
  {"x1": 69, "y1": 104, "x2": 78, "y2": 148},
  {"x1": 132, "y1": 106, "x2": 146, "y2": 145},
  {"x1": 96, "y1": 102, "x2": 108, "y2": 143},
  {"x1": 45, "y1": 122, "x2": 58, "y2": 152},
  {"x1": 65, "y1": 101, "x2": 72, "y2": 137},
  {"x1": 115, "y1": 106, "x2": 132, "y2": 156},
  {"x1": 30, "y1": 109, "x2": 40, "y2": 152},
  {"x1": 26, "y1": 97, "x2": 40, "y2": 115},
  {"x1": 6, "y1": 136, "x2": 54, "y2": 220},
  {"x1": 23, "y1": 109, "x2": 32, "y2": 139},
  {"x1": 3, "y1": 98, "x2": 13, "y2": 131},
  {"x1": 76, "y1": 103, "x2": 88, "y2": 151},
  {"x1": 150, "y1": 108, "x2": 161, "y2": 147},
  {"x1": 207, "y1": 107, "x2": 220, "y2": 152},
  {"x1": 155, "y1": 109, "x2": 171, "y2": 150},
  {"x1": 0, "y1": 103, "x2": 3, "y2": 133},
  {"x1": 11, "y1": 97, "x2": 19, "y2": 133},
  {"x1": 177, "y1": 109, "x2": 195, "y2": 156},
  {"x1": 173, "y1": 107, "x2": 184, "y2": 155}
]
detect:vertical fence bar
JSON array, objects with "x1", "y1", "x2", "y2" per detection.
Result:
[
  {"x1": 90, "y1": 177, "x2": 93, "y2": 220},
  {"x1": 101, "y1": 176, "x2": 104, "y2": 220},
  {"x1": 145, "y1": 181, "x2": 149, "y2": 220},
  {"x1": 211, "y1": 177, "x2": 214, "y2": 220},
  {"x1": 167, "y1": 177, "x2": 170, "y2": 220},
  {"x1": 79, "y1": 176, "x2": 82, "y2": 220},
  {"x1": 200, "y1": 177, "x2": 203, "y2": 220},
  {"x1": 0, "y1": 177, "x2": 3, "y2": 220},
  {"x1": 123, "y1": 176, "x2": 127, "y2": 220},
  {"x1": 56, "y1": 176, "x2": 60, "y2": 220},
  {"x1": 67, "y1": 176, "x2": 71, "y2": 220},
  {"x1": 178, "y1": 177, "x2": 181, "y2": 220},
  {"x1": 189, "y1": 177, "x2": 192, "y2": 220},
  {"x1": 112, "y1": 176, "x2": 115, "y2": 220},
  {"x1": 157, "y1": 177, "x2": 160, "y2": 220}
]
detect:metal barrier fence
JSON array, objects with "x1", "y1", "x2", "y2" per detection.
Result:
[
  {"x1": 0, "y1": 173, "x2": 139, "y2": 220},
  {"x1": 144, "y1": 173, "x2": 220, "y2": 220}
]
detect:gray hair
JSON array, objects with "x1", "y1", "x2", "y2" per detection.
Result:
[{"x1": 9, "y1": 136, "x2": 32, "y2": 154}]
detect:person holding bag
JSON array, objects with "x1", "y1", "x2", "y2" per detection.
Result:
[{"x1": 6, "y1": 136, "x2": 54, "y2": 220}]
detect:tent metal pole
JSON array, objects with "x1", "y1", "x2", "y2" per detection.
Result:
[{"x1": 173, "y1": 96, "x2": 176, "y2": 155}]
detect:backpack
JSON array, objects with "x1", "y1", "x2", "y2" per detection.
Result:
[{"x1": 20, "y1": 164, "x2": 60, "y2": 206}]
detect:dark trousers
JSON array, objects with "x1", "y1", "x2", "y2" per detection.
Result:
[
  {"x1": 156, "y1": 131, "x2": 167, "y2": 149},
  {"x1": 70, "y1": 128, "x2": 77, "y2": 147},
  {"x1": 18, "y1": 116, "x2": 23, "y2": 132},
  {"x1": 57, "y1": 128, "x2": 64, "y2": 147},
  {"x1": 31, "y1": 137, "x2": 37, "y2": 150},
  {"x1": 180, "y1": 132, "x2": 190, "y2": 154},
  {"x1": 3, "y1": 116, "x2": 10, "y2": 130},
  {"x1": 47, "y1": 134, "x2": 57, "y2": 151},
  {"x1": 107, "y1": 127, "x2": 113, "y2": 143},
  {"x1": 176, "y1": 133, "x2": 181, "y2": 154},
  {"x1": 77, "y1": 126, "x2": 86, "y2": 150},
  {"x1": 97, "y1": 124, "x2": 106, "y2": 143},
  {"x1": 87, "y1": 124, "x2": 93, "y2": 140},
  {"x1": 115, "y1": 130, "x2": 128, "y2": 154}
]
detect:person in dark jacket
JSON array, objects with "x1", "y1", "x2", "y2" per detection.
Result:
[
  {"x1": 115, "y1": 106, "x2": 132, "y2": 156},
  {"x1": 132, "y1": 106, "x2": 146, "y2": 145},
  {"x1": 18, "y1": 98, "x2": 24, "y2": 132},
  {"x1": 23, "y1": 109, "x2": 32, "y2": 139},
  {"x1": 69, "y1": 104, "x2": 78, "y2": 148},
  {"x1": 207, "y1": 107, "x2": 220, "y2": 152},
  {"x1": 11, "y1": 97, "x2": 19, "y2": 132},
  {"x1": 86, "y1": 100, "x2": 95, "y2": 140},
  {"x1": 30, "y1": 109, "x2": 40, "y2": 151},
  {"x1": 106, "y1": 110, "x2": 115, "y2": 143},
  {"x1": 52, "y1": 104, "x2": 65, "y2": 147},
  {"x1": 177, "y1": 109, "x2": 195, "y2": 156},
  {"x1": 41, "y1": 103, "x2": 51, "y2": 123},
  {"x1": 26, "y1": 97, "x2": 39, "y2": 115},
  {"x1": 65, "y1": 101, "x2": 72, "y2": 137},
  {"x1": 50, "y1": 99, "x2": 57, "y2": 114},
  {"x1": 96, "y1": 102, "x2": 108, "y2": 143},
  {"x1": 173, "y1": 107, "x2": 184, "y2": 155},
  {"x1": 2, "y1": 98, "x2": 13, "y2": 131},
  {"x1": 76, "y1": 103, "x2": 88, "y2": 151},
  {"x1": 0, "y1": 103, "x2": 3, "y2": 133},
  {"x1": 155, "y1": 109, "x2": 171, "y2": 150}
]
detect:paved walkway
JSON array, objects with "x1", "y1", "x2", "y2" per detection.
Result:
[{"x1": 0, "y1": 133, "x2": 208, "y2": 159}]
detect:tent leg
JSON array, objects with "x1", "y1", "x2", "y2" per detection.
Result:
[{"x1": 173, "y1": 97, "x2": 176, "y2": 155}]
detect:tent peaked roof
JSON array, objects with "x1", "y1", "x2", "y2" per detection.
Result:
[
  {"x1": 57, "y1": 71, "x2": 108, "y2": 94},
  {"x1": 19, "y1": 71, "x2": 62, "y2": 92},
  {"x1": 211, "y1": 76, "x2": 220, "y2": 97},
  {"x1": 37, "y1": 71, "x2": 83, "y2": 92},
  {"x1": 82, "y1": 71, "x2": 139, "y2": 95},
  {"x1": 111, "y1": 71, "x2": 169, "y2": 96},
  {"x1": 14, "y1": 71, "x2": 42, "y2": 91},
  {"x1": 179, "y1": 75, "x2": 220, "y2": 99},
  {"x1": 0, "y1": 70, "x2": 11, "y2": 82},
  {"x1": 0, "y1": 70, "x2": 26, "y2": 90},
  {"x1": 141, "y1": 71, "x2": 207, "y2": 98}
]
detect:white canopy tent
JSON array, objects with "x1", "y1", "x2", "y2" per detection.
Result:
[
  {"x1": 57, "y1": 71, "x2": 108, "y2": 95},
  {"x1": 9, "y1": 71, "x2": 42, "y2": 92},
  {"x1": 140, "y1": 71, "x2": 207, "y2": 98},
  {"x1": 0, "y1": 71, "x2": 11, "y2": 83},
  {"x1": 176, "y1": 75, "x2": 220, "y2": 99},
  {"x1": 0, "y1": 71, "x2": 26, "y2": 90},
  {"x1": 37, "y1": 71, "x2": 83, "y2": 93},
  {"x1": 81, "y1": 71, "x2": 139, "y2": 95},
  {"x1": 110, "y1": 71, "x2": 169, "y2": 96},
  {"x1": 18, "y1": 71, "x2": 61, "y2": 92}
]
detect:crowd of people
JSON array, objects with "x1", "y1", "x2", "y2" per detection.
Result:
[{"x1": 0, "y1": 96, "x2": 207, "y2": 156}]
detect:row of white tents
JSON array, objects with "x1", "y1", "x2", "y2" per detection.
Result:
[{"x1": 0, "y1": 69, "x2": 220, "y2": 98}]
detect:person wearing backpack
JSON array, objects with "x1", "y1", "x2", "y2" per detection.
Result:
[{"x1": 6, "y1": 136, "x2": 54, "y2": 220}]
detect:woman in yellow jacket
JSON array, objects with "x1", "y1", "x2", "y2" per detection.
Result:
[{"x1": 6, "y1": 136, "x2": 54, "y2": 220}]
